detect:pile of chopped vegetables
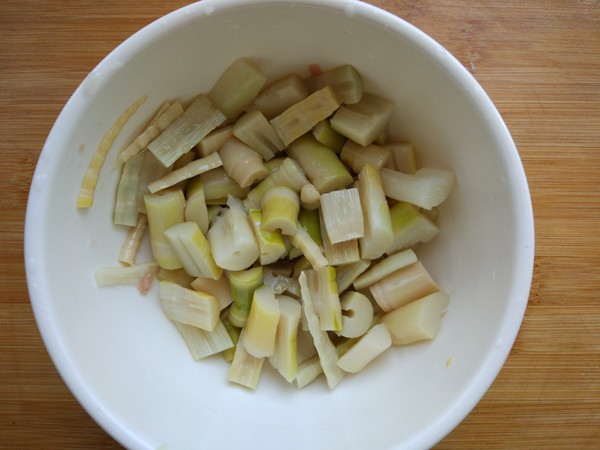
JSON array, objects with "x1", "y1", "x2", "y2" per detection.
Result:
[{"x1": 81, "y1": 59, "x2": 455, "y2": 390}]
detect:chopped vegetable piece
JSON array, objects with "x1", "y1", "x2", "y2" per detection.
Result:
[
  {"x1": 208, "y1": 58, "x2": 267, "y2": 120},
  {"x1": 114, "y1": 151, "x2": 145, "y2": 226},
  {"x1": 218, "y1": 137, "x2": 268, "y2": 188},
  {"x1": 289, "y1": 223, "x2": 328, "y2": 270},
  {"x1": 340, "y1": 140, "x2": 391, "y2": 174},
  {"x1": 249, "y1": 209, "x2": 287, "y2": 265},
  {"x1": 248, "y1": 73, "x2": 309, "y2": 119},
  {"x1": 286, "y1": 134, "x2": 353, "y2": 194},
  {"x1": 118, "y1": 214, "x2": 148, "y2": 265},
  {"x1": 195, "y1": 125, "x2": 233, "y2": 157},
  {"x1": 380, "y1": 167, "x2": 456, "y2": 210},
  {"x1": 335, "y1": 259, "x2": 371, "y2": 293},
  {"x1": 300, "y1": 183, "x2": 321, "y2": 210},
  {"x1": 159, "y1": 280, "x2": 219, "y2": 331},
  {"x1": 228, "y1": 266, "x2": 264, "y2": 328},
  {"x1": 336, "y1": 323, "x2": 391, "y2": 373},
  {"x1": 222, "y1": 319, "x2": 241, "y2": 362},
  {"x1": 388, "y1": 202, "x2": 440, "y2": 253},
  {"x1": 320, "y1": 187, "x2": 364, "y2": 244},
  {"x1": 357, "y1": 163, "x2": 393, "y2": 260},
  {"x1": 270, "y1": 295, "x2": 301, "y2": 382},
  {"x1": 191, "y1": 275, "x2": 233, "y2": 310},
  {"x1": 148, "y1": 94, "x2": 226, "y2": 167},
  {"x1": 317, "y1": 266, "x2": 343, "y2": 332},
  {"x1": 227, "y1": 328, "x2": 264, "y2": 389},
  {"x1": 94, "y1": 262, "x2": 158, "y2": 288},
  {"x1": 242, "y1": 285, "x2": 280, "y2": 358},
  {"x1": 369, "y1": 261, "x2": 439, "y2": 312},
  {"x1": 385, "y1": 142, "x2": 417, "y2": 174},
  {"x1": 305, "y1": 64, "x2": 363, "y2": 104},
  {"x1": 144, "y1": 190, "x2": 186, "y2": 270},
  {"x1": 338, "y1": 291, "x2": 374, "y2": 338},
  {"x1": 184, "y1": 176, "x2": 209, "y2": 234},
  {"x1": 233, "y1": 110, "x2": 285, "y2": 160},
  {"x1": 156, "y1": 267, "x2": 195, "y2": 288},
  {"x1": 148, "y1": 152, "x2": 223, "y2": 194},
  {"x1": 261, "y1": 186, "x2": 300, "y2": 236},
  {"x1": 298, "y1": 207, "x2": 322, "y2": 246},
  {"x1": 136, "y1": 151, "x2": 172, "y2": 214},
  {"x1": 382, "y1": 291, "x2": 450, "y2": 345},
  {"x1": 271, "y1": 86, "x2": 341, "y2": 146},
  {"x1": 312, "y1": 120, "x2": 346, "y2": 153},
  {"x1": 77, "y1": 95, "x2": 147, "y2": 208},
  {"x1": 200, "y1": 167, "x2": 250, "y2": 205},
  {"x1": 174, "y1": 320, "x2": 233, "y2": 360},
  {"x1": 353, "y1": 249, "x2": 418, "y2": 290}
]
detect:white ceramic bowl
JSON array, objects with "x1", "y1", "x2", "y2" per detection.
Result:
[{"x1": 25, "y1": 1, "x2": 534, "y2": 449}]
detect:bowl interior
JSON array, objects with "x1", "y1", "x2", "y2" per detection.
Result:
[{"x1": 25, "y1": 1, "x2": 534, "y2": 449}]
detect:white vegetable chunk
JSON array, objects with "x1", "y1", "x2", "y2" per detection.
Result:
[{"x1": 336, "y1": 324, "x2": 391, "y2": 373}]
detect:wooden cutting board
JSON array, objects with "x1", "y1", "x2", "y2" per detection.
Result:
[{"x1": 1, "y1": 0, "x2": 599, "y2": 448}]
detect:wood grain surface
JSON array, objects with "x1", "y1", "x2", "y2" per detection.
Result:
[{"x1": 1, "y1": 0, "x2": 599, "y2": 448}]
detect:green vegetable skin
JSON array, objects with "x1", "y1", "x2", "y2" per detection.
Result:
[{"x1": 95, "y1": 59, "x2": 456, "y2": 391}]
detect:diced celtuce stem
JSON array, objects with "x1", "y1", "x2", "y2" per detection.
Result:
[
  {"x1": 335, "y1": 259, "x2": 371, "y2": 293},
  {"x1": 380, "y1": 167, "x2": 456, "y2": 210},
  {"x1": 191, "y1": 275, "x2": 234, "y2": 310},
  {"x1": 369, "y1": 261, "x2": 439, "y2": 312},
  {"x1": 298, "y1": 207, "x2": 322, "y2": 246},
  {"x1": 261, "y1": 186, "x2": 300, "y2": 236},
  {"x1": 270, "y1": 295, "x2": 301, "y2": 382},
  {"x1": 208, "y1": 58, "x2": 267, "y2": 120},
  {"x1": 286, "y1": 134, "x2": 353, "y2": 194},
  {"x1": 222, "y1": 319, "x2": 240, "y2": 362},
  {"x1": 174, "y1": 320, "x2": 233, "y2": 360},
  {"x1": 357, "y1": 163, "x2": 393, "y2": 260},
  {"x1": 300, "y1": 183, "x2": 321, "y2": 210},
  {"x1": 227, "y1": 328, "x2": 264, "y2": 389},
  {"x1": 339, "y1": 291, "x2": 374, "y2": 338},
  {"x1": 340, "y1": 140, "x2": 391, "y2": 174},
  {"x1": 117, "y1": 102, "x2": 184, "y2": 164},
  {"x1": 228, "y1": 266, "x2": 264, "y2": 328},
  {"x1": 159, "y1": 280, "x2": 219, "y2": 331},
  {"x1": 353, "y1": 249, "x2": 418, "y2": 290},
  {"x1": 336, "y1": 323, "x2": 391, "y2": 373},
  {"x1": 248, "y1": 73, "x2": 309, "y2": 119},
  {"x1": 296, "y1": 327, "x2": 317, "y2": 364},
  {"x1": 195, "y1": 125, "x2": 233, "y2": 157},
  {"x1": 94, "y1": 262, "x2": 158, "y2": 287},
  {"x1": 233, "y1": 110, "x2": 285, "y2": 160},
  {"x1": 289, "y1": 224, "x2": 328, "y2": 270},
  {"x1": 294, "y1": 354, "x2": 323, "y2": 389},
  {"x1": 388, "y1": 202, "x2": 440, "y2": 253},
  {"x1": 305, "y1": 64, "x2": 363, "y2": 104},
  {"x1": 114, "y1": 151, "x2": 144, "y2": 226},
  {"x1": 320, "y1": 187, "x2": 364, "y2": 244},
  {"x1": 312, "y1": 120, "x2": 346, "y2": 153},
  {"x1": 148, "y1": 94, "x2": 227, "y2": 168},
  {"x1": 147, "y1": 152, "x2": 223, "y2": 194},
  {"x1": 156, "y1": 268, "x2": 196, "y2": 288},
  {"x1": 242, "y1": 285, "x2": 280, "y2": 358},
  {"x1": 136, "y1": 151, "x2": 171, "y2": 214},
  {"x1": 184, "y1": 177, "x2": 209, "y2": 235},
  {"x1": 77, "y1": 95, "x2": 147, "y2": 208},
  {"x1": 207, "y1": 196, "x2": 259, "y2": 271},
  {"x1": 317, "y1": 266, "x2": 343, "y2": 332},
  {"x1": 270, "y1": 85, "x2": 341, "y2": 146},
  {"x1": 118, "y1": 214, "x2": 148, "y2": 265},
  {"x1": 244, "y1": 158, "x2": 309, "y2": 209},
  {"x1": 217, "y1": 137, "x2": 268, "y2": 188},
  {"x1": 144, "y1": 190, "x2": 185, "y2": 270},
  {"x1": 385, "y1": 142, "x2": 418, "y2": 174},
  {"x1": 298, "y1": 271, "x2": 344, "y2": 389},
  {"x1": 264, "y1": 157, "x2": 285, "y2": 173},
  {"x1": 248, "y1": 209, "x2": 287, "y2": 265},
  {"x1": 330, "y1": 93, "x2": 394, "y2": 146},
  {"x1": 382, "y1": 291, "x2": 450, "y2": 345},
  {"x1": 200, "y1": 167, "x2": 250, "y2": 205}
]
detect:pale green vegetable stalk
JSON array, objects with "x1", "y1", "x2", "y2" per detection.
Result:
[
  {"x1": 336, "y1": 323, "x2": 391, "y2": 373},
  {"x1": 195, "y1": 125, "x2": 233, "y2": 157},
  {"x1": 148, "y1": 94, "x2": 227, "y2": 168},
  {"x1": 286, "y1": 134, "x2": 353, "y2": 194},
  {"x1": 339, "y1": 291, "x2": 374, "y2": 338},
  {"x1": 233, "y1": 110, "x2": 285, "y2": 160},
  {"x1": 369, "y1": 261, "x2": 439, "y2": 312},
  {"x1": 289, "y1": 223, "x2": 328, "y2": 271},
  {"x1": 208, "y1": 58, "x2": 267, "y2": 120},
  {"x1": 321, "y1": 225, "x2": 360, "y2": 267},
  {"x1": 227, "y1": 328, "x2": 264, "y2": 390},
  {"x1": 340, "y1": 140, "x2": 391, "y2": 174},
  {"x1": 305, "y1": 64, "x2": 363, "y2": 104},
  {"x1": 298, "y1": 207, "x2": 322, "y2": 246},
  {"x1": 353, "y1": 249, "x2": 418, "y2": 290},
  {"x1": 330, "y1": 92, "x2": 393, "y2": 146},
  {"x1": 222, "y1": 319, "x2": 240, "y2": 362},
  {"x1": 298, "y1": 271, "x2": 344, "y2": 389},
  {"x1": 227, "y1": 266, "x2": 264, "y2": 328},
  {"x1": 118, "y1": 214, "x2": 148, "y2": 265},
  {"x1": 317, "y1": 266, "x2": 343, "y2": 332},
  {"x1": 136, "y1": 151, "x2": 172, "y2": 214},
  {"x1": 157, "y1": 268, "x2": 195, "y2": 289},
  {"x1": 159, "y1": 280, "x2": 219, "y2": 331},
  {"x1": 270, "y1": 295, "x2": 301, "y2": 382},
  {"x1": 147, "y1": 152, "x2": 223, "y2": 194},
  {"x1": 117, "y1": 101, "x2": 184, "y2": 165},
  {"x1": 357, "y1": 163, "x2": 393, "y2": 260},
  {"x1": 191, "y1": 275, "x2": 233, "y2": 310},
  {"x1": 248, "y1": 209, "x2": 287, "y2": 265},
  {"x1": 335, "y1": 259, "x2": 371, "y2": 293},
  {"x1": 164, "y1": 221, "x2": 222, "y2": 280},
  {"x1": 94, "y1": 262, "x2": 158, "y2": 287},
  {"x1": 380, "y1": 167, "x2": 456, "y2": 210},
  {"x1": 219, "y1": 137, "x2": 269, "y2": 190},
  {"x1": 320, "y1": 187, "x2": 364, "y2": 244},
  {"x1": 388, "y1": 202, "x2": 440, "y2": 253},
  {"x1": 248, "y1": 73, "x2": 308, "y2": 119},
  {"x1": 264, "y1": 157, "x2": 285, "y2": 173},
  {"x1": 114, "y1": 151, "x2": 145, "y2": 226},
  {"x1": 261, "y1": 186, "x2": 300, "y2": 236},
  {"x1": 300, "y1": 183, "x2": 321, "y2": 210},
  {"x1": 77, "y1": 95, "x2": 147, "y2": 208},
  {"x1": 207, "y1": 196, "x2": 259, "y2": 271},
  {"x1": 270, "y1": 85, "x2": 341, "y2": 146},
  {"x1": 385, "y1": 142, "x2": 418, "y2": 174},
  {"x1": 242, "y1": 285, "x2": 280, "y2": 358},
  {"x1": 184, "y1": 177, "x2": 209, "y2": 235},
  {"x1": 296, "y1": 327, "x2": 317, "y2": 364},
  {"x1": 312, "y1": 120, "x2": 346, "y2": 153},
  {"x1": 144, "y1": 190, "x2": 185, "y2": 270},
  {"x1": 174, "y1": 320, "x2": 233, "y2": 360},
  {"x1": 200, "y1": 167, "x2": 250, "y2": 205},
  {"x1": 381, "y1": 291, "x2": 450, "y2": 345}
]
